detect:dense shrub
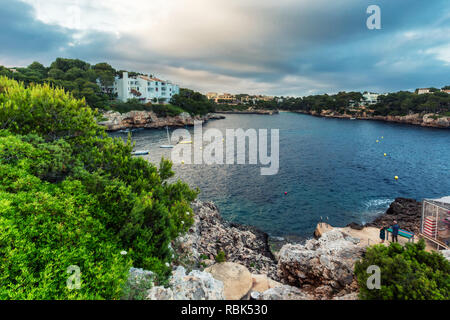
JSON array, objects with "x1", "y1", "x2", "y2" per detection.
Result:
[
  {"x1": 108, "y1": 99, "x2": 185, "y2": 117},
  {"x1": 170, "y1": 88, "x2": 216, "y2": 115},
  {"x1": 0, "y1": 77, "x2": 198, "y2": 299},
  {"x1": 354, "y1": 240, "x2": 450, "y2": 300}
]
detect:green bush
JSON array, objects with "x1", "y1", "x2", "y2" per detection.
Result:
[
  {"x1": 215, "y1": 250, "x2": 226, "y2": 263},
  {"x1": 0, "y1": 77, "x2": 198, "y2": 299},
  {"x1": 354, "y1": 240, "x2": 450, "y2": 300}
]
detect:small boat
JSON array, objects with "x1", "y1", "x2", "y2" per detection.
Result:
[
  {"x1": 160, "y1": 126, "x2": 174, "y2": 148},
  {"x1": 350, "y1": 117, "x2": 356, "y2": 120},
  {"x1": 178, "y1": 140, "x2": 192, "y2": 144},
  {"x1": 132, "y1": 150, "x2": 149, "y2": 156}
]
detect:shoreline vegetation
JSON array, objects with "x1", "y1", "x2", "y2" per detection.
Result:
[
  {"x1": 2, "y1": 58, "x2": 449, "y2": 130},
  {"x1": 289, "y1": 109, "x2": 450, "y2": 129}
]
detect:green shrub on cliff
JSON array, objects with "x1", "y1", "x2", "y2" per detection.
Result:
[
  {"x1": 354, "y1": 240, "x2": 450, "y2": 300},
  {"x1": 0, "y1": 77, "x2": 198, "y2": 299}
]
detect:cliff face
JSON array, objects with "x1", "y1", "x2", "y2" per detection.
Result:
[
  {"x1": 98, "y1": 110, "x2": 225, "y2": 131},
  {"x1": 294, "y1": 110, "x2": 450, "y2": 128},
  {"x1": 277, "y1": 229, "x2": 363, "y2": 300},
  {"x1": 175, "y1": 201, "x2": 278, "y2": 279}
]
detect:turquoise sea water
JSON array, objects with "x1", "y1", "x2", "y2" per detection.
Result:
[{"x1": 111, "y1": 113, "x2": 450, "y2": 238}]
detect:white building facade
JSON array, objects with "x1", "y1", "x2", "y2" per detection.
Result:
[
  {"x1": 111, "y1": 72, "x2": 180, "y2": 104},
  {"x1": 361, "y1": 92, "x2": 383, "y2": 105}
]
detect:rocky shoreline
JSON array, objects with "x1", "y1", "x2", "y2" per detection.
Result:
[
  {"x1": 363, "y1": 197, "x2": 422, "y2": 234},
  {"x1": 292, "y1": 110, "x2": 450, "y2": 129},
  {"x1": 215, "y1": 109, "x2": 279, "y2": 115},
  {"x1": 98, "y1": 110, "x2": 225, "y2": 131},
  {"x1": 127, "y1": 197, "x2": 434, "y2": 300},
  {"x1": 149, "y1": 200, "x2": 365, "y2": 300}
]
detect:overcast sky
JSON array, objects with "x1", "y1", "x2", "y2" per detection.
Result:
[{"x1": 0, "y1": 0, "x2": 449, "y2": 96}]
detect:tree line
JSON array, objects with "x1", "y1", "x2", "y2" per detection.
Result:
[{"x1": 0, "y1": 58, "x2": 215, "y2": 116}]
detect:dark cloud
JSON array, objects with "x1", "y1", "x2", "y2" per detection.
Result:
[
  {"x1": 0, "y1": 0, "x2": 449, "y2": 95},
  {"x1": 0, "y1": 0, "x2": 71, "y2": 64}
]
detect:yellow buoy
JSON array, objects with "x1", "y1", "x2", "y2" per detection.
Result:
[
  {"x1": 382, "y1": 136, "x2": 384, "y2": 139},
  {"x1": 384, "y1": 153, "x2": 387, "y2": 157},
  {"x1": 394, "y1": 176, "x2": 398, "y2": 180},
  {"x1": 181, "y1": 160, "x2": 185, "y2": 165},
  {"x1": 376, "y1": 140, "x2": 379, "y2": 143}
]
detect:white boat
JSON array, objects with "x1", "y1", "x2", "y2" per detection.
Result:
[
  {"x1": 132, "y1": 150, "x2": 149, "y2": 156},
  {"x1": 160, "y1": 126, "x2": 174, "y2": 148},
  {"x1": 350, "y1": 117, "x2": 356, "y2": 120}
]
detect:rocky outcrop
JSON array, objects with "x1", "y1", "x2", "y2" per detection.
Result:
[
  {"x1": 175, "y1": 201, "x2": 278, "y2": 279},
  {"x1": 252, "y1": 284, "x2": 314, "y2": 300},
  {"x1": 441, "y1": 250, "x2": 450, "y2": 261},
  {"x1": 365, "y1": 198, "x2": 422, "y2": 234},
  {"x1": 294, "y1": 110, "x2": 450, "y2": 129},
  {"x1": 205, "y1": 262, "x2": 252, "y2": 300},
  {"x1": 277, "y1": 229, "x2": 364, "y2": 299},
  {"x1": 98, "y1": 110, "x2": 225, "y2": 131},
  {"x1": 346, "y1": 222, "x2": 364, "y2": 230},
  {"x1": 251, "y1": 274, "x2": 282, "y2": 293},
  {"x1": 145, "y1": 266, "x2": 225, "y2": 300},
  {"x1": 314, "y1": 222, "x2": 333, "y2": 239},
  {"x1": 215, "y1": 109, "x2": 279, "y2": 115}
]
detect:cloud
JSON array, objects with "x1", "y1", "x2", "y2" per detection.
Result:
[{"x1": 1, "y1": 0, "x2": 449, "y2": 95}]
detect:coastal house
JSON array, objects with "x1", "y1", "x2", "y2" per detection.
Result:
[
  {"x1": 206, "y1": 92, "x2": 218, "y2": 100},
  {"x1": 215, "y1": 93, "x2": 237, "y2": 104},
  {"x1": 417, "y1": 88, "x2": 431, "y2": 94},
  {"x1": 107, "y1": 72, "x2": 180, "y2": 104},
  {"x1": 361, "y1": 92, "x2": 382, "y2": 106}
]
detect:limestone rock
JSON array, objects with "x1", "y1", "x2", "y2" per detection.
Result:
[
  {"x1": 174, "y1": 200, "x2": 278, "y2": 279},
  {"x1": 251, "y1": 274, "x2": 282, "y2": 293},
  {"x1": 99, "y1": 111, "x2": 224, "y2": 131},
  {"x1": 314, "y1": 222, "x2": 333, "y2": 238},
  {"x1": 205, "y1": 262, "x2": 252, "y2": 300},
  {"x1": 277, "y1": 229, "x2": 364, "y2": 299},
  {"x1": 441, "y1": 250, "x2": 450, "y2": 261},
  {"x1": 146, "y1": 266, "x2": 224, "y2": 300},
  {"x1": 255, "y1": 284, "x2": 314, "y2": 300}
]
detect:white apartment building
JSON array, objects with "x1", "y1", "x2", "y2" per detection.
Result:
[
  {"x1": 361, "y1": 92, "x2": 383, "y2": 105},
  {"x1": 109, "y1": 72, "x2": 180, "y2": 104}
]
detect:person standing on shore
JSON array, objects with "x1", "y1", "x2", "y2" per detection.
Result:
[
  {"x1": 392, "y1": 220, "x2": 400, "y2": 242},
  {"x1": 379, "y1": 226, "x2": 386, "y2": 243}
]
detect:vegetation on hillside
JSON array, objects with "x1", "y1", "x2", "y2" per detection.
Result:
[
  {"x1": 373, "y1": 91, "x2": 450, "y2": 116},
  {"x1": 169, "y1": 88, "x2": 216, "y2": 115},
  {"x1": 354, "y1": 240, "x2": 450, "y2": 300},
  {"x1": 0, "y1": 77, "x2": 198, "y2": 299},
  {"x1": 106, "y1": 99, "x2": 185, "y2": 117}
]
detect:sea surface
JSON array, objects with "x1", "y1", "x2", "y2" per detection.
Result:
[{"x1": 110, "y1": 112, "x2": 450, "y2": 239}]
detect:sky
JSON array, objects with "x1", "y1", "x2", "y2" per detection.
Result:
[{"x1": 0, "y1": 0, "x2": 449, "y2": 96}]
